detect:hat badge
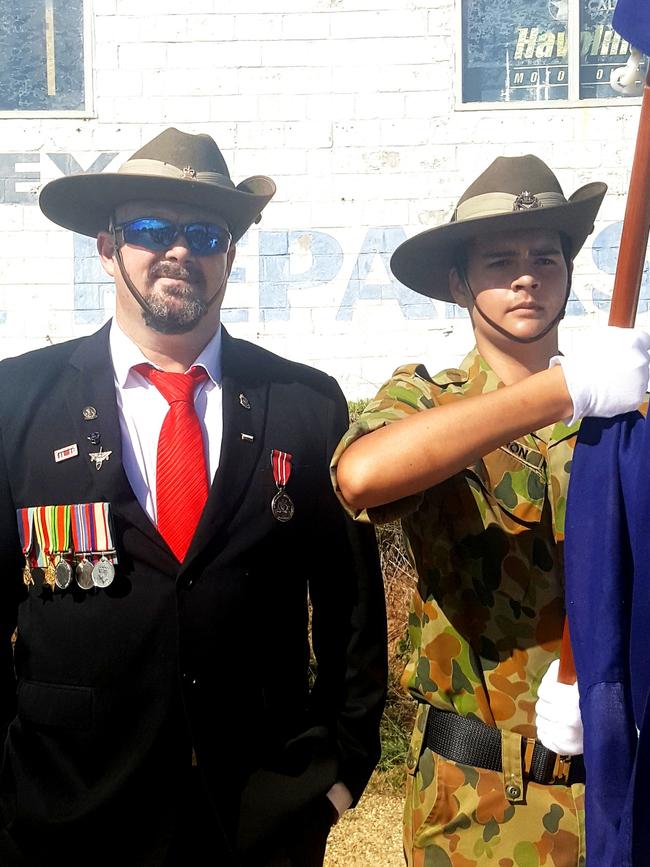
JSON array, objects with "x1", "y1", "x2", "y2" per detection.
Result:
[
  {"x1": 513, "y1": 190, "x2": 540, "y2": 211},
  {"x1": 182, "y1": 165, "x2": 197, "y2": 179}
]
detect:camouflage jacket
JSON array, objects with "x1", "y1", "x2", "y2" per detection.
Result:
[{"x1": 331, "y1": 348, "x2": 580, "y2": 738}]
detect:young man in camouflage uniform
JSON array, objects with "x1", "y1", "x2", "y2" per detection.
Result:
[{"x1": 330, "y1": 155, "x2": 650, "y2": 866}]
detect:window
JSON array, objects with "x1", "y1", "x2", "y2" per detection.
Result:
[
  {"x1": 461, "y1": 0, "x2": 648, "y2": 104},
  {"x1": 0, "y1": 0, "x2": 86, "y2": 112}
]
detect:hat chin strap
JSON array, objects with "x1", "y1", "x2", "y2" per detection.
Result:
[
  {"x1": 111, "y1": 225, "x2": 226, "y2": 319},
  {"x1": 458, "y1": 267, "x2": 569, "y2": 346}
]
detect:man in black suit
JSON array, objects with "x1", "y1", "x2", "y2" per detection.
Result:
[{"x1": 0, "y1": 128, "x2": 387, "y2": 867}]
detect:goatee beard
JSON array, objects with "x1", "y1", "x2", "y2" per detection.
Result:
[{"x1": 142, "y1": 262, "x2": 209, "y2": 334}]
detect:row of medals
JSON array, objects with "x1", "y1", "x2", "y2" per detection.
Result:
[{"x1": 27, "y1": 551, "x2": 116, "y2": 591}]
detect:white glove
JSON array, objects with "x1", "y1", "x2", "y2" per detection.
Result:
[
  {"x1": 535, "y1": 659, "x2": 583, "y2": 756},
  {"x1": 550, "y1": 325, "x2": 650, "y2": 425}
]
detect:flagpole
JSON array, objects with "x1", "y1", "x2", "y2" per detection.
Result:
[
  {"x1": 609, "y1": 65, "x2": 650, "y2": 327},
  {"x1": 558, "y1": 62, "x2": 650, "y2": 686}
]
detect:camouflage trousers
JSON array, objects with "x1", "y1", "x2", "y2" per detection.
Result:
[{"x1": 403, "y1": 707, "x2": 585, "y2": 867}]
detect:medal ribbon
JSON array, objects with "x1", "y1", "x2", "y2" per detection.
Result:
[
  {"x1": 54, "y1": 504, "x2": 71, "y2": 554},
  {"x1": 16, "y1": 507, "x2": 37, "y2": 584},
  {"x1": 97, "y1": 502, "x2": 118, "y2": 563},
  {"x1": 29, "y1": 507, "x2": 42, "y2": 566},
  {"x1": 271, "y1": 449, "x2": 293, "y2": 489},
  {"x1": 93, "y1": 502, "x2": 108, "y2": 551},
  {"x1": 16, "y1": 508, "x2": 33, "y2": 558},
  {"x1": 33, "y1": 506, "x2": 51, "y2": 567},
  {"x1": 71, "y1": 503, "x2": 90, "y2": 554},
  {"x1": 85, "y1": 503, "x2": 97, "y2": 556},
  {"x1": 92, "y1": 502, "x2": 118, "y2": 563},
  {"x1": 43, "y1": 505, "x2": 63, "y2": 554}
]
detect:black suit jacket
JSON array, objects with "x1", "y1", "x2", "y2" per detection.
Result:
[{"x1": 0, "y1": 322, "x2": 387, "y2": 866}]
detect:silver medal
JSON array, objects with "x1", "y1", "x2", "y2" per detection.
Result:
[
  {"x1": 271, "y1": 489, "x2": 294, "y2": 522},
  {"x1": 92, "y1": 555, "x2": 115, "y2": 588},
  {"x1": 54, "y1": 558, "x2": 73, "y2": 590},
  {"x1": 75, "y1": 558, "x2": 95, "y2": 590}
]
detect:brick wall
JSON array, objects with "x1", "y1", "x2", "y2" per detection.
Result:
[{"x1": 0, "y1": 0, "x2": 644, "y2": 397}]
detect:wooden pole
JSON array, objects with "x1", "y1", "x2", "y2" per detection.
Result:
[
  {"x1": 609, "y1": 66, "x2": 650, "y2": 328},
  {"x1": 558, "y1": 65, "x2": 650, "y2": 686}
]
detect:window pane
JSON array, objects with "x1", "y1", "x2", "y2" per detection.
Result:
[
  {"x1": 0, "y1": 0, "x2": 85, "y2": 111},
  {"x1": 462, "y1": 0, "x2": 569, "y2": 103},
  {"x1": 580, "y1": 0, "x2": 648, "y2": 99}
]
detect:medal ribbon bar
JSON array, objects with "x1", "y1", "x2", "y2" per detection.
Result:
[{"x1": 15, "y1": 502, "x2": 119, "y2": 591}]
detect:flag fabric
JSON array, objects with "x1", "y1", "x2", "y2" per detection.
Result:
[
  {"x1": 565, "y1": 411, "x2": 650, "y2": 866},
  {"x1": 613, "y1": 0, "x2": 650, "y2": 56}
]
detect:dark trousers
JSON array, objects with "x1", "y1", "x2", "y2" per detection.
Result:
[
  {"x1": 259, "y1": 796, "x2": 334, "y2": 867},
  {"x1": 164, "y1": 770, "x2": 335, "y2": 867}
]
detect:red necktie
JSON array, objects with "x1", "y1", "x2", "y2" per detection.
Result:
[{"x1": 138, "y1": 364, "x2": 209, "y2": 561}]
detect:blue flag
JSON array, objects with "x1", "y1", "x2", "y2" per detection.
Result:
[
  {"x1": 613, "y1": 0, "x2": 650, "y2": 56},
  {"x1": 566, "y1": 411, "x2": 650, "y2": 866}
]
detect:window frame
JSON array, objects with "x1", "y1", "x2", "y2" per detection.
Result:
[
  {"x1": 0, "y1": 0, "x2": 94, "y2": 119},
  {"x1": 455, "y1": 0, "x2": 644, "y2": 111}
]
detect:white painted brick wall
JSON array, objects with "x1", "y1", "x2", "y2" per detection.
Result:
[{"x1": 0, "y1": 0, "x2": 645, "y2": 399}]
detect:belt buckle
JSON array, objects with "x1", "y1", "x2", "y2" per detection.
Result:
[
  {"x1": 522, "y1": 737, "x2": 537, "y2": 778},
  {"x1": 551, "y1": 753, "x2": 572, "y2": 784},
  {"x1": 523, "y1": 738, "x2": 572, "y2": 784}
]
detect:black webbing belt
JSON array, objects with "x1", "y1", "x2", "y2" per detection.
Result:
[{"x1": 424, "y1": 707, "x2": 585, "y2": 786}]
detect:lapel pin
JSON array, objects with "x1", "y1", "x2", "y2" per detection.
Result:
[
  {"x1": 241, "y1": 433, "x2": 255, "y2": 442},
  {"x1": 82, "y1": 406, "x2": 97, "y2": 420},
  {"x1": 54, "y1": 443, "x2": 78, "y2": 463},
  {"x1": 87, "y1": 432, "x2": 101, "y2": 446},
  {"x1": 239, "y1": 393, "x2": 251, "y2": 409},
  {"x1": 89, "y1": 447, "x2": 112, "y2": 470}
]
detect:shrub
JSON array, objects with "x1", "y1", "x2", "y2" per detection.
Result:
[
  {"x1": 347, "y1": 397, "x2": 417, "y2": 782},
  {"x1": 375, "y1": 522, "x2": 416, "y2": 784}
]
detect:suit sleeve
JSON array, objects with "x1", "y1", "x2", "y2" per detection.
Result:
[
  {"x1": 565, "y1": 412, "x2": 644, "y2": 867},
  {"x1": 308, "y1": 378, "x2": 387, "y2": 803},
  {"x1": 0, "y1": 420, "x2": 26, "y2": 746}
]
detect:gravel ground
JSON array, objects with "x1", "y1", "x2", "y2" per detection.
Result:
[{"x1": 324, "y1": 780, "x2": 404, "y2": 867}]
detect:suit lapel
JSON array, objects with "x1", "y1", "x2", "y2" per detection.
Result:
[
  {"x1": 66, "y1": 322, "x2": 168, "y2": 554},
  {"x1": 180, "y1": 331, "x2": 269, "y2": 572}
]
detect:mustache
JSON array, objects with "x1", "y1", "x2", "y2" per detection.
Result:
[{"x1": 149, "y1": 261, "x2": 205, "y2": 289}]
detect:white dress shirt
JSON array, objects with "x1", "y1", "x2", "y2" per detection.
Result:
[{"x1": 109, "y1": 319, "x2": 223, "y2": 524}]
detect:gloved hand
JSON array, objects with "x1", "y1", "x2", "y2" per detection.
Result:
[
  {"x1": 549, "y1": 325, "x2": 650, "y2": 425},
  {"x1": 535, "y1": 659, "x2": 583, "y2": 756}
]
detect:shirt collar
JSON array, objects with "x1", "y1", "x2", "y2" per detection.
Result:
[{"x1": 109, "y1": 318, "x2": 223, "y2": 388}]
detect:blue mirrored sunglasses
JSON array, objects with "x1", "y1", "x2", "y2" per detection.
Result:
[{"x1": 114, "y1": 217, "x2": 232, "y2": 256}]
